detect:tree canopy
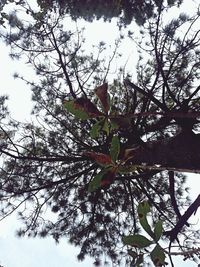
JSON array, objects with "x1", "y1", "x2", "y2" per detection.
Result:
[
  {"x1": 36, "y1": 0, "x2": 183, "y2": 25},
  {"x1": 1, "y1": 0, "x2": 183, "y2": 26},
  {"x1": 0, "y1": 0, "x2": 200, "y2": 266}
]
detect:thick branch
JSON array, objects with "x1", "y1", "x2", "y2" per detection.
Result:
[
  {"x1": 168, "y1": 194, "x2": 200, "y2": 242},
  {"x1": 127, "y1": 131, "x2": 200, "y2": 172}
]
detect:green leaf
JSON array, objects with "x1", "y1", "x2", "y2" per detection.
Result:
[
  {"x1": 88, "y1": 167, "x2": 116, "y2": 192},
  {"x1": 150, "y1": 244, "x2": 165, "y2": 266},
  {"x1": 102, "y1": 119, "x2": 110, "y2": 136},
  {"x1": 137, "y1": 201, "x2": 154, "y2": 238},
  {"x1": 122, "y1": 234, "x2": 153, "y2": 248},
  {"x1": 110, "y1": 117, "x2": 131, "y2": 129},
  {"x1": 64, "y1": 100, "x2": 89, "y2": 120},
  {"x1": 154, "y1": 220, "x2": 163, "y2": 242},
  {"x1": 118, "y1": 164, "x2": 137, "y2": 173},
  {"x1": 88, "y1": 169, "x2": 108, "y2": 192},
  {"x1": 110, "y1": 119, "x2": 119, "y2": 131},
  {"x1": 138, "y1": 201, "x2": 150, "y2": 215},
  {"x1": 110, "y1": 135, "x2": 120, "y2": 162},
  {"x1": 90, "y1": 121, "x2": 102, "y2": 139}
]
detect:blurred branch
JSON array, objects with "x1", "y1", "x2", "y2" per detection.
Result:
[{"x1": 168, "y1": 194, "x2": 200, "y2": 242}]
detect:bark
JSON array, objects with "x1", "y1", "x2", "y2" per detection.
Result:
[{"x1": 127, "y1": 130, "x2": 200, "y2": 172}]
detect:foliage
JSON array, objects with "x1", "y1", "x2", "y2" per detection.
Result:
[
  {"x1": 0, "y1": 0, "x2": 184, "y2": 27},
  {"x1": 123, "y1": 201, "x2": 165, "y2": 267},
  {"x1": 0, "y1": 0, "x2": 200, "y2": 266},
  {"x1": 36, "y1": 0, "x2": 183, "y2": 26}
]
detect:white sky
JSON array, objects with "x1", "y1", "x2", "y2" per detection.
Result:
[
  {"x1": 0, "y1": 19, "x2": 132, "y2": 267},
  {"x1": 0, "y1": 1, "x2": 200, "y2": 266}
]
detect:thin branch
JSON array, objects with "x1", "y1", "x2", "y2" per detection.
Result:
[
  {"x1": 11, "y1": 164, "x2": 95, "y2": 196},
  {"x1": 188, "y1": 85, "x2": 200, "y2": 102},
  {"x1": 168, "y1": 171, "x2": 182, "y2": 220},
  {"x1": 126, "y1": 181, "x2": 137, "y2": 232},
  {"x1": 50, "y1": 28, "x2": 76, "y2": 98},
  {"x1": 103, "y1": 40, "x2": 119, "y2": 82},
  {"x1": 154, "y1": 9, "x2": 179, "y2": 106},
  {"x1": 167, "y1": 246, "x2": 200, "y2": 256},
  {"x1": 124, "y1": 79, "x2": 168, "y2": 111},
  {"x1": 0, "y1": 148, "x2": 86, "y2": 163}
]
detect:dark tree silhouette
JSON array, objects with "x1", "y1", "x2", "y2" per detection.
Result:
[
  {"x1": 0, "y1": 1, "x2": 200, "y2": 266},
  {"x1": 36, "y1": 0, "x2": 183, "y2": 25},
  {"x1": 0, "y1": 0, "x2": 183, "y2": 26}
]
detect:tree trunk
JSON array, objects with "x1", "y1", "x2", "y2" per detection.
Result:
[{"x1": 127, "y1": 131, "x2": 200, "y2": 172}]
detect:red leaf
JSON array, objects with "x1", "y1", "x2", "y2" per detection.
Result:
[
  {"x1": 84, "y1": 151, "x2": 113, "y2": 165},
  {"x1": 75, "y1": 97, "x2": 103, "y2": 117},
  {"x1": 95, "y1": 83, "x2": 110, "y2": 113},
  {"x1": 100, "y1": 168, "x2": 116, "y2": 189}
]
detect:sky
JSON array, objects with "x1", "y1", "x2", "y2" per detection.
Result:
[
  {"x1": 0, "y1": 1, "x2": 200, "y2": 267},
  {"x1": 0, "y1": 18, "x2": 132, "y2": 267}
]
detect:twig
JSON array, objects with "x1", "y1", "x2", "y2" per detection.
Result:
[{"x1": 168, "y1": 171, "x2": 182, "y2": 220}]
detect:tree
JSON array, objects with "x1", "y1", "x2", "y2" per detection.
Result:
[
  {"x1": 0, "y1": 0, "x2": 183, "y2": 26},
  {"x1": 36, "y1": 0, "x2": 183, "y2": 25},
  {"x1": 0, "y1": 0, "x2": 200, "y2": 266}
]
